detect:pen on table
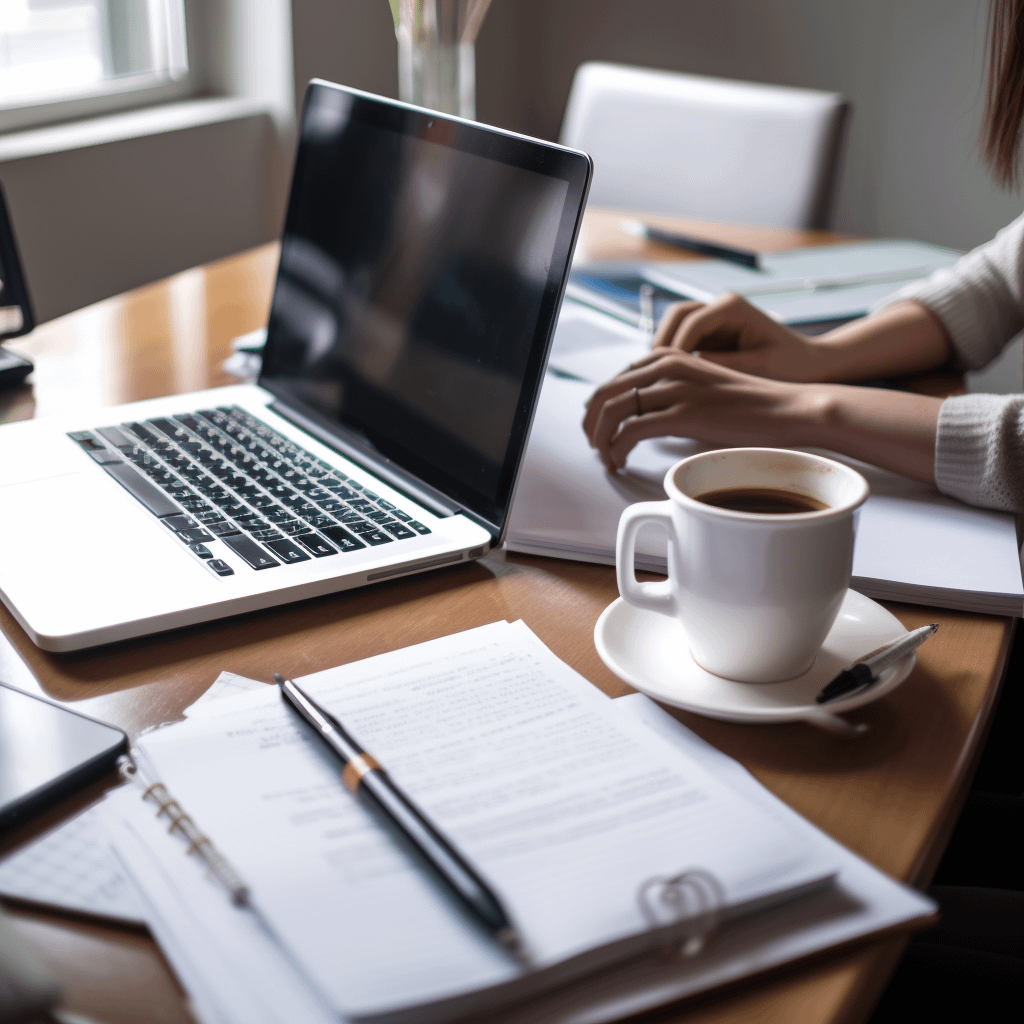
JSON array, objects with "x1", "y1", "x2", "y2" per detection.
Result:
[
  {"x1": 816, "y1": 623, "x2": 939, "y2": 704},
  {"x1": 274, "y1": 673, "x2": 527, "y2": 963},
  {"x1": 620, "y1": 218, "x2": 761, "y2": 270}
]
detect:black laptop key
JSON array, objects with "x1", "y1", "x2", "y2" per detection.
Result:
[
  {"x1": 103, "y1": 462, "x2": 181, "y2": 518},
  {"x1": 319, "y1": 525, "x2": 367, "y2": 552},
  {"x1": 280, "y1": 520, "x2": 310, "y2": 536},
  {"x1": 380, "y1": 521, "x2": 416, "y2": 540},
  {"x1": 88, "y1": 448, "x2": 123, "y2": 465},
  {"x1": 208, "y1": 521, "x2": 241, "y2": 537},
  {"x1": 162, "y1": 514, "x2": 197, "y2": 533},
  {"x1": 190, "y1": 543, "x2": 213, "y2": 559},
  {"x1": 297, "y1": 511, "x2": 331, "y2": 527},
  {"x1": 377, "y1": 500, "x2": 396, "y2": 511},
  {"x1": 96, "y1": 424, "x2": 139, "y2": 449},
  {"x1": 327, "y1": 484, "x2": 359, "y2": 499},
  {"x1": 296, "y1": 534, "x2": 336, "y2": 558},
  {"x1": 366, "y1": 510, "x2": 390, "y2": 523},
  {"x1": 348, "y1": 520, "x2": 378, "y2": 535},
  {"x1": 317, "y1": 498, "x2": 347, "y2": 512},
  {"x1": 361, "y1": 530, "x2": 393, "y2": 546},
  {"x1": 221, "y1": 534, "x2": 279, "y2": 569},
  {"x1": 392, "y1": 510, "x2": 413, "y2": 522},
  {"x1": 408, "y1": 521, "x2": 431, "y2": 535},
  {"x1": 336, "y1": 511, "x2": 364, "y2": 525},
  {"x1": 265, "y1": 538, "x2": 311, "y2": 563},
  {"x1": 208, "y1": 558, "x2": 234, "y2": 576},
  {"x1": 251, "y1": 528, "x2": 283, "y2": 542},
  {"x1": 179, "y1": 528, "x2": 214, "y2": 544},
  {"x1": 149, "y1": 418, "x2": 186, "y2": 440}
]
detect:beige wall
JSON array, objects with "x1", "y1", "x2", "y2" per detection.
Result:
[{"x1": 292, "y1": 0, "x2": 1021, "y2": 254}]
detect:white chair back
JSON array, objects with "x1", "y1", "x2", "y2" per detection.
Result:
[{"x1": 560, "y1": 62, "x2": 850, "y2": 230}]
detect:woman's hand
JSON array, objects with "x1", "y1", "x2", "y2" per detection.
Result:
[
  {"x1": 582, "y1": 348, "x2": 942, "y2": 483},
  {"x1": 652, "y1": 294, "x2": 954, "y2": 384},
  {"x1": 582, "y1": 349, "x2": 812, "y2": 471},
  {"x1": 652, "y1": 294, "x2": 828, "y2": 382}
]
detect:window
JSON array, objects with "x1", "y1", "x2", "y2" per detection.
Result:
[{"x1": 0, "y1": 0, "x2": 189, "y2": 132}]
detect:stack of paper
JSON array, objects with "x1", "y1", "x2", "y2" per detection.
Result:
[
  {"x1": 526, "y1": 306, "x2": 1024, "y2": 616},
  {"x1": 641, "y1": 239, "x2": 961, "y2": 325},
  {"x1": 2, "y1": 626, "x2": 935, "y2": 1024}
]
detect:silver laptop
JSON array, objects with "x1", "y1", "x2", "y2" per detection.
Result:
[{"x1": 0, "y1": 81, "x2": 591, "y2": 651}]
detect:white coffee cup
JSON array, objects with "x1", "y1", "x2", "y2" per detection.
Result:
[{"x1": 615, "y1": 448, "x2": 870, "y2": 683}]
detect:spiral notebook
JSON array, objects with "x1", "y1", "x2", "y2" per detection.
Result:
[{"x1": 76, "y1": 621, "x2": 934, "y2": 1024}]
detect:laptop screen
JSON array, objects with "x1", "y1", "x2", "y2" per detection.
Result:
[{"x1": 259, "y1": 81, "x2": 590, "y2": 534}]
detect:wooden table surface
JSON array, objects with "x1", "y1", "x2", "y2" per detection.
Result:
[{"x1": 0, "y1": 213, "x2": 1012, "y2": 1024}]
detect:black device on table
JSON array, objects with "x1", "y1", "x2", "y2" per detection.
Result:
[
  {"x1": 0, "y1": 180, "x2": 35, "y2": 388},
  {"x1": 0, "y1": 682, "x2": 128, "y2": 832}
]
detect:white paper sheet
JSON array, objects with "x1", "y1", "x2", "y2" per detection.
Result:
[{"x1": 137, "y1": 621, "x2": 833, "y2": 1020}]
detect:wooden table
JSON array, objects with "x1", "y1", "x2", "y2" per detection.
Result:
[{"x1": 0, "y1": 213, "x2": 1012, "y2": 1024}]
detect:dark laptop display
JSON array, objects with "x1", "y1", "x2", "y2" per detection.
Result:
[{"x1": 260, "y1": 81, "x2": 591, "y2": 535}]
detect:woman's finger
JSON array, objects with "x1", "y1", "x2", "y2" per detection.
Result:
[
  {"x1": 589, "y1": 377, "x2": 695, "y2": 457},
  {"x1": 653, "y1": 301, "x2": 704, "y2": 349},
  {"x1": 601, "y1": 404, "x2": 691, "y2": 470},
  {"x1": 665, "y1": 292, "x2": 759, "y2": 352}
]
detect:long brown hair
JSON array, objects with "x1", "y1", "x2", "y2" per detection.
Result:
[{"x1": 984, "y1": 0, "x2": 1024, "y2": 187}]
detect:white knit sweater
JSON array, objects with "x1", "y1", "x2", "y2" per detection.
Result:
[{"x1": 881, "y1": 212, "x2": 1024, "y2": 512}]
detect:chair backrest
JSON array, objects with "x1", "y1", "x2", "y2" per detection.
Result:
[{"x1": 559, "y1": 62, "x2": 850, "y2": 230}]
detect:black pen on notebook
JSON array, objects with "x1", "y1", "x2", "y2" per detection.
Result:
[
  {"x1": 816, "y1": 624, "x2": 938, "y2": 704},
  {"x1": 620, "y1": 218, "x2": 761, "y2": 269},
  {"x1": 274, "y1": 673, "x2": 526, "y2": 962}
]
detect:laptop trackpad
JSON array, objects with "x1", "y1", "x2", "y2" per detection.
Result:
[{"x1": 0, "y1": 471, "x2": 197, "y2": 627}]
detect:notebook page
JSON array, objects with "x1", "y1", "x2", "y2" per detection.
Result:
[
  {"x1": 505, "y1": 375, "x2": 1023, "y2": 612},
  {"x1": 139, "y1": 621, "x2": 832, "y2": 1019}
]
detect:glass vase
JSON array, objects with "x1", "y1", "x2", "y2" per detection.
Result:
[{"x1": 388, "y1": 0, "x2": 491, "y2": 120}]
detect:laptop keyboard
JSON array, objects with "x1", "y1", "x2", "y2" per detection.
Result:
[{"x1": 67, "y1": 406, "x2": 431, "y2": 577}]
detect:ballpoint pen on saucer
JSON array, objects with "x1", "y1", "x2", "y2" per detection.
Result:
[{"x1": 816, "y1": 623, "x2": 938, "y2": 703}]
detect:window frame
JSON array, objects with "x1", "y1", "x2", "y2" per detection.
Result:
[{"x1": 0, "y1": 0, "x2": 198, "y2": 136}]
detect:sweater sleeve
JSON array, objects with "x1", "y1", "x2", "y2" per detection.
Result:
[
  {"x1": 877, "y1": 211, "x2": 1024, "y2": 370},
  {"x1": 935, "y1": 393, "x2": 1024, "y2": 511}
]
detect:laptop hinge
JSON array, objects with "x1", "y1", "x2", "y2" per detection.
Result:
[{"x1": 266, "y1": 399, "x2": 500, "y2": 542}]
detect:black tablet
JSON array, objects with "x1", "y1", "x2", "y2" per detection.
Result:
[{"x1": 0, "y1": 683, "x2": 128, "y2": 831}]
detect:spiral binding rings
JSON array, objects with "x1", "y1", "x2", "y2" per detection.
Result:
[
  {"x1": 637, "y1": 868, "x2": 725, "y2": 957},
  {"x1": 118, "y1": 754, "x2": 250, "y2": 907}
]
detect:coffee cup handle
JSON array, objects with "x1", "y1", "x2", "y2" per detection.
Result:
[{"x1": 616, "y1": 501, "x2": 676, "y2": 616}]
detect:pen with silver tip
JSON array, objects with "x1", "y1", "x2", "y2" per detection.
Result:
[
  {"x1": 816, "y1": 623, "x2": 938, "y2": 704},
  {"x1": 274, "y1": 673, "x2": 527, "y2": 963}
]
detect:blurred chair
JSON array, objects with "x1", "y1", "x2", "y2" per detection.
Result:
[{"x1": 560, "y1": 62, "x2": 850, "y2": 230}]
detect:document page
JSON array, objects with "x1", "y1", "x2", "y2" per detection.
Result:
[{"x1": 139, "y1": 621, "x2": 830, "y2": 1019}]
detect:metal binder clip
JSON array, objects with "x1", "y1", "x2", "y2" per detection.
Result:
[{"x1": 638, "y1": 868, "x2": 725, "y2": 957}]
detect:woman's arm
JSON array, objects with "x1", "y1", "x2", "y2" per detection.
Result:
[
  {"x1": 582, "y1": 350, "x2": 942, "y2": 482},
  {"x1": 654, "y1": 295, "x2": 954, "y2": 383}
]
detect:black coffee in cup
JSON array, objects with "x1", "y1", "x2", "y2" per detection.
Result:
[{"x1": 695, "y1": 487, "x2": 829, "y2": 515}]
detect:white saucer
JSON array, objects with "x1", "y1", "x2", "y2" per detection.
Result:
[{"x1": 594, "y1": 590, "x2": 913, "y2": 733}]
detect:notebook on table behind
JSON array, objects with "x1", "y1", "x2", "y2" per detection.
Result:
[{"x1": 0, "y1": 80, "x2": 591, "y2": 651}]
